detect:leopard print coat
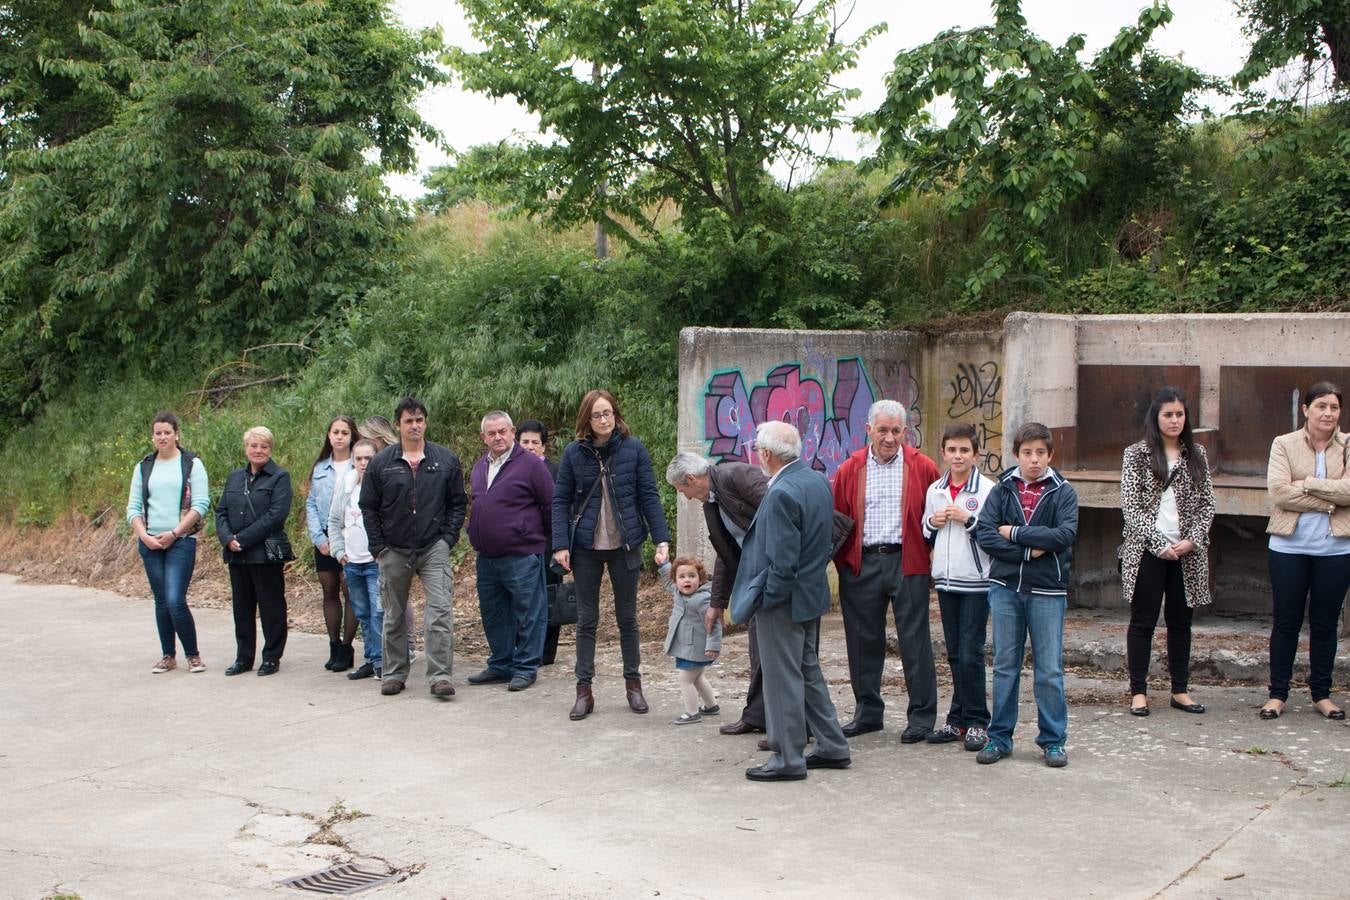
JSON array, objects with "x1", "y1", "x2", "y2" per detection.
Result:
[{"x1": 1119, "y1": 441, "x2": 1216, "y2": 608}]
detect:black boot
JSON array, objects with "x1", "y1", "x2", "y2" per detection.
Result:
[
  {"x1": 324, "y1": 640, "x2": 339, "y2": 671},
  {"x1": 331, "y1": 642, "x2": 354, "y2": 673}
]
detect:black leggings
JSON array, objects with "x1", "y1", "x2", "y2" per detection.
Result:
[
  {"x1": 1126, "y1": 553, "x2": 1193, "y2": 695},
  {"x1": 1267, "y1": 549, "x2": 1350, "y2": 702}
]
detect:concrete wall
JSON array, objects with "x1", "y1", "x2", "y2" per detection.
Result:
[
  {"x1": 1003, "y1": 312, "x2": 1350, "y2": 621},
  {"x1": 676, "y1": 327, "x2": 1002, "y2": 567}
]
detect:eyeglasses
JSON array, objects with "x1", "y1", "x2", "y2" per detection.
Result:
[{"x1": 590, "y1": 410, "x2": 614, "y2": 421}]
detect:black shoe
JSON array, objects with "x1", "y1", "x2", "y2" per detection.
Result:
[
  {"x1": 331, "y1": 643, "x2": 353, "y2": 673},
  {"x1": 804, "y1": 754, "x2": 852, "y2": 770},
  {"x1": 507, "y1": 675, "x2": 535, "y2": 692},
  {"x1": 1170, "y1": 697, "x2": 1205, "y2": 714},
  {"x1": 325, "y1": 640, "x2": 339, "y2": 671},
  {"x1": 224, "y1": 661, "x2": 252, "y2": 676},
  {"x1": 1130, "y1": 703, "x2": 1150, "y2": 717},
  {"x1": 257, "y1": 660, "x2": 279, "y2": 676},
  {"x1": 841, "y1": 719, "x2": 883, "y2": 738},
  {"x1": 900, "y1": 725, "x2": 932, "y2": 744},
  {"x1": 347, "y1": 662, "x2": 376, "y2": 680},
  {"x1": 467, "y1": 668, "x2": 512, "y2": 685},
  {"x1": 745, "y1": 765, "x2": 808, "y2": 782}
]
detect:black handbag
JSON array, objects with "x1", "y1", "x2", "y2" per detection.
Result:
[
  {"x1": 244, "y1": 480, "x2": 295, "y2": 564},
  {"x1": 548, "y1": 580, "x2": 578, "y2": 627},
  {"x1": 263, "y1": 535, "x2": 296, "y2": 563}
]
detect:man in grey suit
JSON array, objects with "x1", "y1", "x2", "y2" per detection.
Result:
[{"x1": 729, "y1": 421, "x2": 851, "y2": 781}]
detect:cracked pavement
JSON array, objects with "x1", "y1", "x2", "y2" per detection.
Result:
[{"x1": 2, "y1": 573, "x2": 1348, "y2": 898}]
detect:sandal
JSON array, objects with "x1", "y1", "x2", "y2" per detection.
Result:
[
  {"x1": 1312, "y1": 699, "x2": 1346, "y2": 720},
  {"x1": 1258, "y1": 700, "x2": 1284, "y2": 720}
]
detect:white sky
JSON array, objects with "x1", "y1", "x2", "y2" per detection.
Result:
[{"x1": 385, "y1": 0, "x2": 1264, "y2": 199}]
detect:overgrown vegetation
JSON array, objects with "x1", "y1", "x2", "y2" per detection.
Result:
[{"x1": 2, "y1": 1, "x2": 1348, "y2": 552}]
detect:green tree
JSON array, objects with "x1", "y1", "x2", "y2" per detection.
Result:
[
  {"x1": 859, "y1": 1, "x2": 1206, "y2": 301},
  {"x1": 0, "y1": 0, "x2": 443, "y2": 422},
  {"x1": 1236, "y1": 0, "x2": 1350, "y2": 89},
  {"x1": 445, "y1": 0, "x2": 880, "y2": 247}
]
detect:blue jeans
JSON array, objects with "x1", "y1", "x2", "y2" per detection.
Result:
[
  {"x1": 344, "y1": 561, "x2": 383, "y2": 668},
  {"x1": 987, "y1": 585, "x2": 1067, "y2": 752},
  {"x1": 476, "y1": 553, "x2": 547, "y2": 680},
  {"x1": 138, "y1": 538, "x2": 200, "y2": 657}
]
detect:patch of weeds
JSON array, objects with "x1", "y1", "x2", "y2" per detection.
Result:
[
  {"x1": 1327, "y1": 774, "x2": 1350, "y2": 788},
  {"x1": 326, "y1": 800, "x2": 368, "y2": 821},
  {"x1": 1247, "y1": 746, "x2": 1268, "y2": 755}
]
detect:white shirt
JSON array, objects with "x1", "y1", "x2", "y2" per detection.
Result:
[
  {"x1": 341, "y1": 485, "x2": 373, "y2": 564},
  {"x1": 862, "y1": 448, "x2": 904, "y2": 545},
  {"x1": 485, "y1": 448, "x2": 511, "y2": 490},
  {"x1": 1154, "y1": 459, "x2": 1181, "y2": 545}
]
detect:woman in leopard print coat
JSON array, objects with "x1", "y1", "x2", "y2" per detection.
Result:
[{"x1": 1119, "y1": 387, "x2": 1215, "y2": 717}]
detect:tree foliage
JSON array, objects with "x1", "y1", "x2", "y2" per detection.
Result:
[
  {"x1": 446, "y1": 0, "x2": 881, "y2": 246},
  {"x1": 0, "y1": 0, "x2": 443, "y2": 423},
  {"x1": 859, "y1": 1, "x2": 1208, "y2": 301},
  {"x1": 1236, "y1": 0, "x2": 1350, "y2": 90}
]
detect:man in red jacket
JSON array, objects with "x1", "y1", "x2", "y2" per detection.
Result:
[{"x1": 832, "y1": 400, "x2": 940, "y2": 742}]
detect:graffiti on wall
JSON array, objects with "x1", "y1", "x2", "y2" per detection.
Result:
[
  {"x1": 945, "y1": 360, "x2": 1003, "y2": 474},
  {"x1": 703, "y1": 357, "x2": 921, "y2": 480}
]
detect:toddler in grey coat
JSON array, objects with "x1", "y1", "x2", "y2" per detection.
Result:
[{"x1": 661, "y1": 557, "x2": 722, "y2": 724}]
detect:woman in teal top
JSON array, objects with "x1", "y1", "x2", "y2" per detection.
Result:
[{"x1": 126, "y1": 411, "x2": 211, "y2": 674}]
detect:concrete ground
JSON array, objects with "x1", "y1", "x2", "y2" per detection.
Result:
[{"x1": 3, "y1": 573, "x2": 1349, "y2": 900}]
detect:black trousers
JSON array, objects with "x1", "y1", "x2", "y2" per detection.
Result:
[
  {"x1": 1126, "y1": 553, "x2": 1192, "y2": 695},
  {"x1": 1268, "y1": 549, "x2": 1350, "y2": 701},
  {"x1": 229, "y1": 563, "x2": 287, "y2": 665},
  {"x1": 571, "y1": 547, "x2": 642, "y2": 683},
  {"x1": 838, "y1": 551, "x2": 937, "y2": 729}
]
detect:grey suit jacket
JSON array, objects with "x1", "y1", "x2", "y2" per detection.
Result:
[{"x1": 729, "y1": 459, "x2": 833, "y2": 625}]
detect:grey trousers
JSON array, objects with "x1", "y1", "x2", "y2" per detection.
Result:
[
  {"x1": 838, "y1": 551, "x2": 937, "y2": 729},
  {"x1": 379, "y1": 540, "x2": 454, "y2": 684},
  {"x1": 756, "y1": 603, "x2": 849, "y2": 774}
]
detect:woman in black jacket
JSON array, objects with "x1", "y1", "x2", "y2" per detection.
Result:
[
  {"x1": 552, "y1": 391, "x2": 670, "y2": 720},
  {"x1": 217, "y1": 426, "x2": 294, "y2": 676}
]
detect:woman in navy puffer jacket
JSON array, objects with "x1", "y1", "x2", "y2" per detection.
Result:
[{"x1": 552, "y1": 389, "x2": 670, "y2": 720}]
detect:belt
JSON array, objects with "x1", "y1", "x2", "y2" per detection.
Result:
[{"x1": 862, "y1": 543, "x2": 902, "y2": 555}]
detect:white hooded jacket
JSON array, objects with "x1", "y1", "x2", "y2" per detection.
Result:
[{"x1": 921, "y1": 469, "x2": 994, "y2": 594}]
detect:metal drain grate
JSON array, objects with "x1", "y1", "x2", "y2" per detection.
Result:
[{"x1": 278, "y1": 863, "x2": 405, "y2": 895}]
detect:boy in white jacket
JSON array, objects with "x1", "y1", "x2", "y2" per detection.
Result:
[{"x1": 922, "y1": 424, "x2": 994, "y2": 751}]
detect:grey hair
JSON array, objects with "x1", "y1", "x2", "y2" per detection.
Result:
[
  {"x1": 755, "y1": 420, "x2": 801, "y2": 461},
  {"x1": 480, "y1": 410, "x2": 513, "y2": 431},
  {"x1": 665, "y1": 451, "x2": 713, "y2": 486},
  {"x1": 868, "y1": 399, "x2": 907, "y2": 427},
  {"x1": 243, "y1": 425, "x2": 274, "y2": 448}
]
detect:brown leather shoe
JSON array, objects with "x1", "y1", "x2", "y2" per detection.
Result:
[
  {"x1": 625, "y1": 677, "x2": 649, "y2": 714},
  {"x1": 430, "y1": 680, "x2": 456, "y2": 699},
  {"x1": 719, "y1": 719, "x2": 766, "y2": 736},
  {"x1": 757, "y1": 738, "x2": 773, "y2": 751},
  {"x1": 570, "y1": 683, "x2": 594, "y2": 720}
]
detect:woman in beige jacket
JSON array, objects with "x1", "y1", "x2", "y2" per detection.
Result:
[{"x1": 1261, "y1": 382, "x2": 1350, "y2": 721}]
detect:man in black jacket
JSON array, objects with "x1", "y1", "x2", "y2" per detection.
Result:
[{"x1": 360, "y1": 397, "x2": 467, "y2": 699}]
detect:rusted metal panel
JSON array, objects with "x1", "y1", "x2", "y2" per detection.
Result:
[
  {"x1": 1075, "y1": 365, "x2": 1202, "y2": 470},
  {"x1": 1219, "y1": 366, "x2": 1350, "y2": 476}
]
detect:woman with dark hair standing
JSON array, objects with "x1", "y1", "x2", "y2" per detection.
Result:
[
  {"x1": 1261, "y1": 382, "x2": 1350, "y2": 721},
  {"x1": 127, "y1": 411, "x2": 211, "y2": 674},
  {"x1": 218, "y1": 426, "x2": 293, "y2": 677},
  {"x1": 519, "y1": 419, "x2": 564, "y2": 666},
  {"x1": 1119, "y1": 387, "x2": 1215, "y2": 716},
  {"x1": 552, "y1": 391, "x2": 670, "y2": 720},
  {"x1": 306, "y1": 415, "x2": 360, "y2": 671}
]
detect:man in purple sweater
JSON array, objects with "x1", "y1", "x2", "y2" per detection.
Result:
[{"x1": 466, "y1": 411, "x2": 557, "y2": 691}]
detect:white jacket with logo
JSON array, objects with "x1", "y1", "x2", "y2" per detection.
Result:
[{"x1": 921, "y1": 469, "x2": 994, "y2": 594}]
